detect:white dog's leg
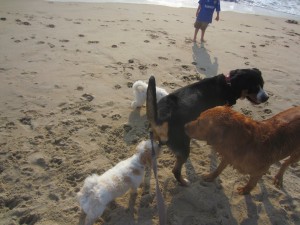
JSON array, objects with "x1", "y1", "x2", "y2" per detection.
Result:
[
  {"x1": 84, "y1": 207, "x2": 105, "y2": 225},
  {"x1": 127, "y1": 188, "x2": 138, "y2": 216}
]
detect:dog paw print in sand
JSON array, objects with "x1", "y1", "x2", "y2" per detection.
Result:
[
  {"x1": 81, "y1": 93, "x2": 94, "y2": 102},
  {"x1": 162, "y1": 82, "x2": 181, "y2": 90},
  {"x1": 240, "y1": 108, "x2": 253, "y2": 116},
  {"x1": 88, "y1": 41, "x2": 99, "y2": 44},
  {"x1": 59, "y1": 39, "x2": 69, "y2": 43},
  {"x1": 46, "y1": 24, "x2": 55, "y2": 28},
  {"x1": 181, "y1": 65, "x2": 191, "y2": 71},
  {"x1": 114, "y1": 84, "x2": 121, "y2": 89},
  {"x1": 158, "y1": 56, "x2": 168, "y2": 60},
  {"x1": 19, "y1": 116, "x2": 33, "y2": 128},
  {"x1": 181, "y1": 74, "x2": 202, "y2": 82},
  {"x1": 15, "y1": 19, "x2": 31, "y2": 26},
  {"x1": 111, "y1": 114, "x2": 121, "y2": 121}
]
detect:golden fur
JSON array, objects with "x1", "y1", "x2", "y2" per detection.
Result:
[{"x1": 185, "y1": 106, "x2": 300, "y2": 194}]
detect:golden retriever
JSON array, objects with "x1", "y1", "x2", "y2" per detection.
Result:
[{"x1": 184, "y1": 106, "x2": 300, "y2": 194}]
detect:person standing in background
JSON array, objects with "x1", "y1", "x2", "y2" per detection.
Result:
[{"x1": 193, "y1": 0, "x2": 220, "y2": 43}]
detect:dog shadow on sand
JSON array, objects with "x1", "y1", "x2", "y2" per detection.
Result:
[
  {"x1": 192, "y1": 42, "x2": 219, "y2": 78},
  {"x1": 165, "y1": 139, "x2": 239, "y2": 225}
]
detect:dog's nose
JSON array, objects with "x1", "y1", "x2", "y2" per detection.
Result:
[
  {"x1": 257, "y1": 88, "x2": 269, "y2": 103},
  {"x1": 261, "y1": 93, "x2": 269, "y2": 103}
]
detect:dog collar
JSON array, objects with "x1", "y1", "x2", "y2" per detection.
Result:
[{"x1": 224, "y1": 74, "x2": 231, "y2": 86}]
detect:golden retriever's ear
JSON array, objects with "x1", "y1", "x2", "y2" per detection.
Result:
[{"x1": 206, "y1": 126, "x2": 225, "y2": 145}]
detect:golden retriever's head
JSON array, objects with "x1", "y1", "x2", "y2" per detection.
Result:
[{"x1": 185, "y1": 106, "x2": 235, "y2": 145}]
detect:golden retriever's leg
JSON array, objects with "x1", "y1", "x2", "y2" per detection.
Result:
[
  {"x1": 274, "y1": 155, "x2": 300, "y2": 188},
  {"x1": 237, "y1": 175, "x2": 262, "y2": 195},
  {"x1": 203, "y1": 160, "x2": 228, "y2": 182}
]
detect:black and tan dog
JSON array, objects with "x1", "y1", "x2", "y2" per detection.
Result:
[
  {"x1": 185, "y1": 106, "x2": 300, "y2": 194},
  {"x1": 147, "y1": 68, "x2": 269, "y2": 186}
]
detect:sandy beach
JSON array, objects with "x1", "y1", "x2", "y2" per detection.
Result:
[{"x1": 0, "y1": 0, "x2": 299, "y2": 224}]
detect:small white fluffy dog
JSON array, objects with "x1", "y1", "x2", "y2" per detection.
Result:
[
  {"x1": 131, "y1": 80, "x2": 168, "y2": 109},
  {"x1": 77, "y1": 140, "x2": 160, "y2": 225}
]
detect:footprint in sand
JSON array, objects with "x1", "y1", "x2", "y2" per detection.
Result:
[
  {"x1": 46, "y1": 24, "x2": 55, "y2": 28},
  {"x1": 48, "y1": 43, "x2": 55, "y2": 48},
  {"x1": 181, "y1": 65, "x2": 190, "y2": 71},
  {"x1": 124, "y1": 73, "x2": 132, "y2": 79},
  {"x1": 59, "y1": 39, "x2": 69, "y2": 43},
  {"x1": 76, "y1": 86, "x2": 84, "y2": 91},
  {"x1": 138, "y1": 65, "x2": 148, "y2": 70},
  {"x1": 19, "y1": 117, "x2": 32, "y2": 127},
  {"x1": 81, "y1": 93, "x2": 94, "y2": 102},
  {"x1": 111, "y1": 114, "x2": 121, "y2": 121},
  {"x1": 88, "y1": 41, "x2": 99, "y2": 44},
  {"x1": 16, "y1": 19, "x2": 31, "y2": 26},
  {"x1": 114, "y1": 84, "x2": 121, "y2": 89},
  {"x1": 158, "y1": 56, "x2": 168, "y2": 60},
  {"x1": 241, "y1": 108, "x2": 253, "y2": 116}
]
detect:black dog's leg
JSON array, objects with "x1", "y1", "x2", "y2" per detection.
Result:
[{"x1": 172, "y1": 146, "x2": 190, "y2": 186}]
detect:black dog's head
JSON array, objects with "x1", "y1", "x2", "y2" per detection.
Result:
[{"x1": 229, "y1": 68, "x2": 269, "y2": 104}]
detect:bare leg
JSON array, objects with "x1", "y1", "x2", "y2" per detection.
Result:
[
  {"x1": 203, "y1": 160, "x2": 228, "y2": 182},
  {"x1": 193, "y1": 28, "x2": 199, "y2": 42},
  {"x1": 172, "y1": 155, "x2": 190, "y2": 186},
  {"x1": 274, "y1": 154, "x2": 300, "y2": 188},
  {"x1": 237, "y1": 175, "x2": 262, "y2": 195},
  {"x1": 200, "y1": 28, "x2": 206, "y2": 42}
]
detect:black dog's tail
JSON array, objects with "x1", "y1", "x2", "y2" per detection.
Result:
[{"x1": 146, "y1": 76, "x2": 158, "y2": 125}]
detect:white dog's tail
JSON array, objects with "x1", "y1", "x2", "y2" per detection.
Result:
[
  {"x1": 77, "y1": 174, "x2": 99, "y2": 212},
  {"x1": 132, "y1": 80, "x2": 147, "y2": 92}
]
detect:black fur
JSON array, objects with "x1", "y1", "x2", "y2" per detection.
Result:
[{"x1": 147, "y1": 68, "x2": 269, "y2": 185}]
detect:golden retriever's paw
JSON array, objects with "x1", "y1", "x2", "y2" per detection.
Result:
[
  {"x1": 237, "y1": 186, "x2": 250, "y2": 195},
  {"x1": 202, "y1": 173, "x2": 216, "y2": 182}
]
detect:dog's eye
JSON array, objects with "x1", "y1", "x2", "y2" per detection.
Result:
[{"x1": 248, "y1": 85, "x2": 260, "y2": 94}]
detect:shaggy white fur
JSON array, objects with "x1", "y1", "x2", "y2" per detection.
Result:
[
  {"x1": 131, "y1": 80, "x2": 168, "y2": 109},
  {"x1": 77, "y1": 140, "x2": 160, "y2": 225}
]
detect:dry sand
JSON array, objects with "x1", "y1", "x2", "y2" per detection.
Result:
[{"x1": 0, "y1": 0, "x2": 299, "y2": 224}]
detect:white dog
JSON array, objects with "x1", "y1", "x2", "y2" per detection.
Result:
[
  {"x1": 131, "y1": 80, "x2": 168, "y2": 109},
  {"x1": 77, "y1": 140, "x2": 160, "y2": 225}
]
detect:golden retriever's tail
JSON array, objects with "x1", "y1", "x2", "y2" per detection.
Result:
[{"x1": 146, "y1": 76, "x2": 158, "y2": 125}]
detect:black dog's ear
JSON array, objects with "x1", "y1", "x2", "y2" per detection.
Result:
[{"x1": 146, "y1": 76, "x2": 158, "y2": 124}]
